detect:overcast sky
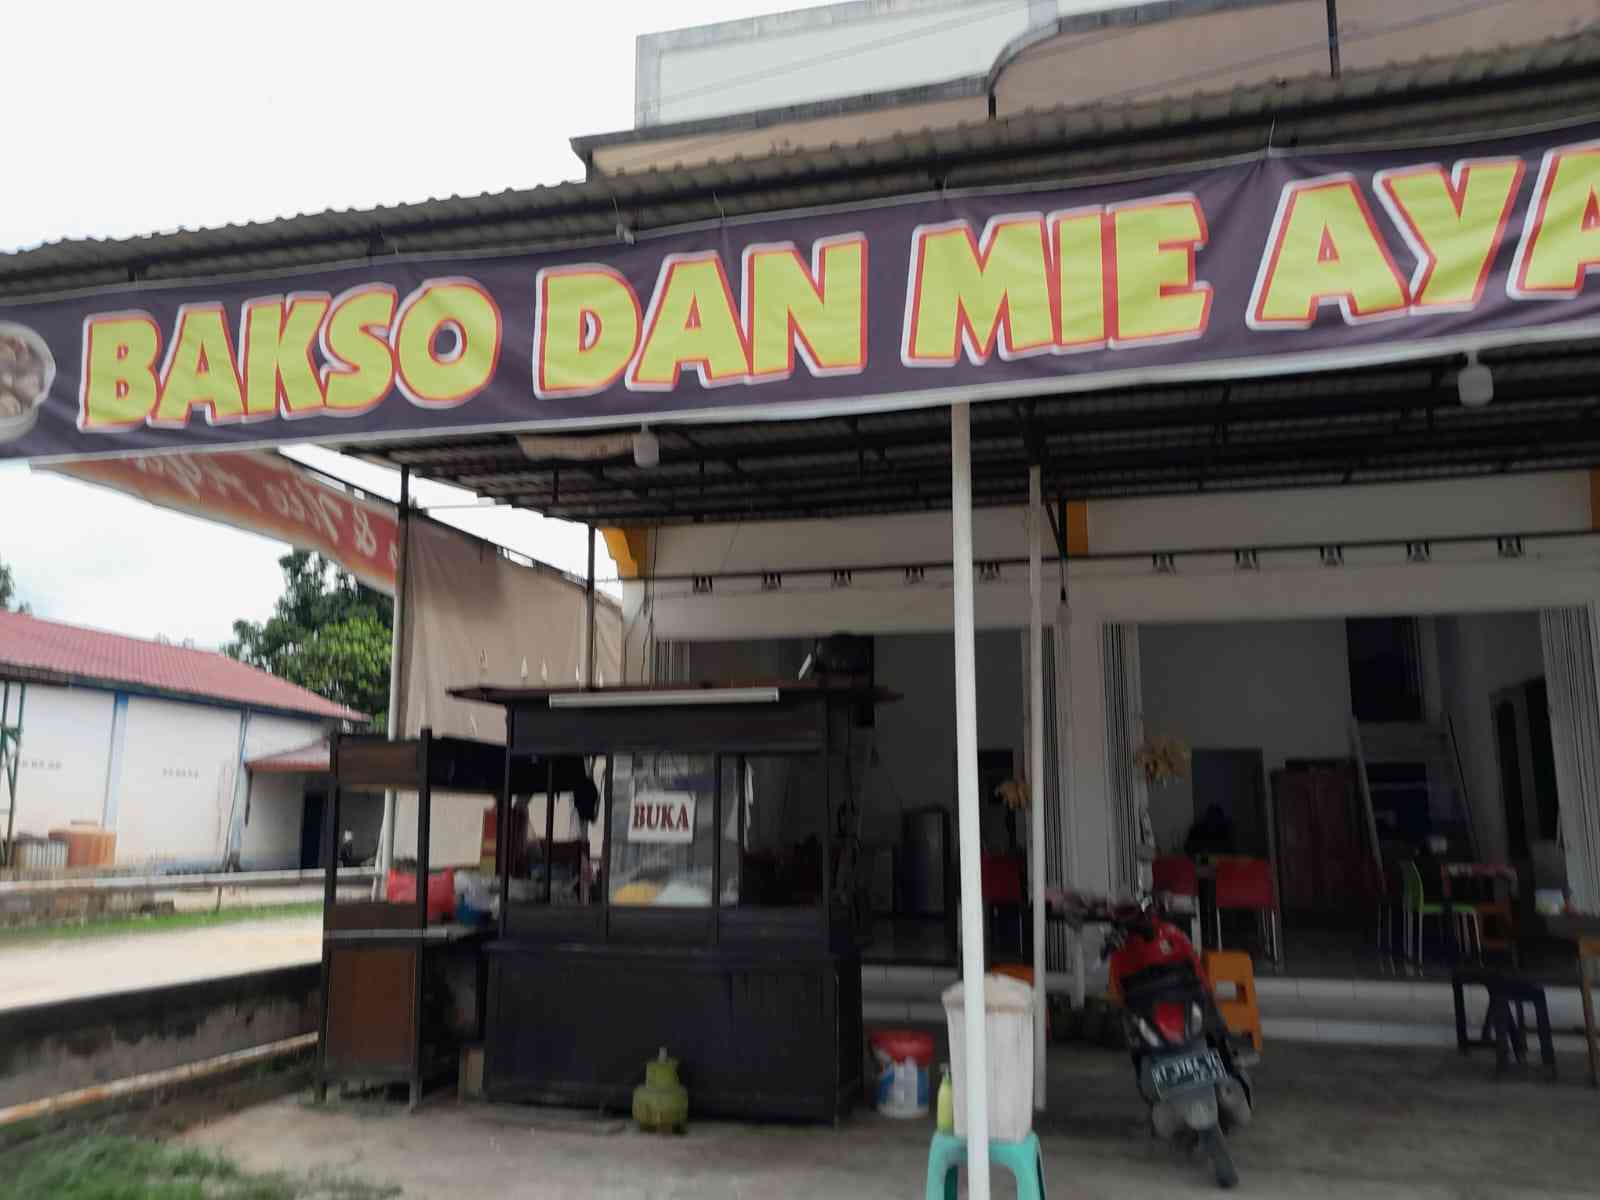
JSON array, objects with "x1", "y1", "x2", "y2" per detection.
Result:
[{"x1": 0, "y1": 0, "x2": 837, "y2": 646}]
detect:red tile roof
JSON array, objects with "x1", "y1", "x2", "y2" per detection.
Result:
[
  {"x1": 246, "y1": 738, "x2": 332, "y2": 774},
  {"x1": 0, "y1": 610, "x2": 365, "y2": 722}
]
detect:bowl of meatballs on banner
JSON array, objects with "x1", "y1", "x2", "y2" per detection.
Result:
[{"x1": 0, "y1": 323, "x2": 55, "y2": 444}]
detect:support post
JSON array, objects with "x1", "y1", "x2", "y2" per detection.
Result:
[
  {"x1": 1, "y1": 681, "x2": 21, "y2": 870},
  {"x1": 375, "y1": 465, "x2": 411, "y2": 893},
  {"x1": 951, "y1": 403, "x2": 991, "y2": 1200},
  {"x1": 1325, "y1": 0, "x2": 1341, "y2": 78},
  {"x1": 1028, "y1": 466, "x2": 1047, "y2": 1111},
  {"x1": 585, "y1": 524, "x2": 598, "y2": 687},
  {"x1": 1057, "y1": 500, "x2": 1086, "y2": 1008}
]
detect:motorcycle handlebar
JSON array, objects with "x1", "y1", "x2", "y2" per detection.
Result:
[{"x1": 1047, "y1": 888, "x2": 1153, "y2": 933}]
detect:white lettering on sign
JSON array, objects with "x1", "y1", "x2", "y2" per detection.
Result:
[{"x1": 627, "y1": 790, "x2": 696, "y2": 844}]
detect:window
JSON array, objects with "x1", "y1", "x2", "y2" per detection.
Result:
[
  {"x1": 507, "y1": 759, "x2": 606, "y2": 907},
  {"x1": 608, "y1": 753, "x2": 717, "y2": 907},
  {"x1": 722, "y1": 756, "x2": 824, "y2": 908}
]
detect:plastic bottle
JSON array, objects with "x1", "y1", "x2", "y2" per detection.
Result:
[{"x1": 935, "y1": 1062, "x2": 954, "y2": 1134}]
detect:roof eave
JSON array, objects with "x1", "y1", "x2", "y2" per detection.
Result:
[{"x1": 0, "y1": 666, "x2": 361, "y2": 723}]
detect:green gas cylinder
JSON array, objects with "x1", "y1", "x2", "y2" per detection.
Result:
[{"x1": 632, "y1": 1047, "x2": 689, "y2": 1134}]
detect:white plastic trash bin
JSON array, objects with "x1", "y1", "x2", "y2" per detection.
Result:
[{"x1": 942, "y1": 973, "x2": 1035, "y2": 1142}]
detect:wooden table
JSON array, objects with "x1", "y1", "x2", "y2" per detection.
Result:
[{"x1": 1545, "y1": 913, "x2": 1600, "y2": 1088}]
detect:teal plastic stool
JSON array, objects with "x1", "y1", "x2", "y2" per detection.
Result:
[{"x1": 925, "y1": 1130, "x2": 1046, "y2": 1199}]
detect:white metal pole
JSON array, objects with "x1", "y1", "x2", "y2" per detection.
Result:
[
  {"x1": 951, "y1": 403, "x2": 991, "y2": 1199},
  {"x1": 584, "y1": 525, "x2": 597, "y2": 686},
  {"x1": 1028, "y1": 466, "x2": 1047, "y2": 1112},
  {"x1": 375, "y1": 466, "x2": 410, "y2": 892}
]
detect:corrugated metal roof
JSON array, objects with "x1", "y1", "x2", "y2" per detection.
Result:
[
  {"x1": 350, "y1": 340, "x2": 1600, "y2": 523},
  {"x1": 4, "y1": 29, "x2": 1600, "y2": 299},
  {"x1": 0, "y1": 611, "x2": 364, "y2": 721}
]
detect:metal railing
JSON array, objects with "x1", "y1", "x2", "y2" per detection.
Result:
[{"x1": 0, "y1": 866, "x2": 375, "y2": 896}]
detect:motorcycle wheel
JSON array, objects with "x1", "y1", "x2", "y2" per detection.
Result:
[{"x1": 1199, "y1": 1128, "x2": 1239, "y2": 1190}]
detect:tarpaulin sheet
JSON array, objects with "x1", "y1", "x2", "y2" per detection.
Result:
[{"x1": 391, "y1": 518, "x2": 620, "y2": 865}]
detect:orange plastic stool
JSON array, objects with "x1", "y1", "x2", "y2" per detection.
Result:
[{"x1": 1204, "y1": 950, "x2": 1264, "y2": 1054}]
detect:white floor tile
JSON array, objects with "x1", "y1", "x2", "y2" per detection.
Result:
[
  {"x1": 1297, "y1": 978, "x2": 1357, "y2": 1002},
  {"x1": 1261, "y1": 1016, "x2": 1320, "y2": 1042}
]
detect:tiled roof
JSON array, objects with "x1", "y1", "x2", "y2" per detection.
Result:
[
  {"x1": 0, "y1": 610, "x2": 364, "y2": 721},
  {"x1": 246, "y1": 738, "x2": 332, "y2": 774}
]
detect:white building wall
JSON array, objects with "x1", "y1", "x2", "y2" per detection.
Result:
[
  {"x1": 1435, "y1": 612, "x2": 1547, "y2": 864},
  {"x1": 5, "y1": 686, "x2": 115, "y2": 840},
  {"x1": 114, "y1": 698, "x2": 243, "y2": 866},
  {"x1": 623, "y1": 470, "x2": 1600, "y2": 901},
  {"x1": 235, "y1": 713, "x2": 329, "y2": 870},
  {"x1": 391, "y1": 791, "x2": 491, "y2": 871},
  {"x1": 1138, "y1": 620, "x2": 1354, "y2": 854},
  {"x1": 6, "y1": 683, "x2": 333, "y2": 867},
  {"x1": 239, "y1": 773, "x2": 307, "y2": 870}
]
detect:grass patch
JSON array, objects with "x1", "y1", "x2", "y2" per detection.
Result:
[
  {"x1": 0, "y1": 902, "x2": 321, "y2": 946},
  {"x1": 0, "y1": 1133, "x2": 397, "y2": 1200}
]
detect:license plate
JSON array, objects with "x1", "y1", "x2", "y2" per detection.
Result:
[{"x1": 1151, "y1": 1049, "x2": 1226, "y2": 1097}]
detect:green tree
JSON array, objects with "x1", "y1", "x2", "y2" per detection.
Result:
[
  {"x1": 226, "y1": 551, "x2": 392, "y2": 728},
  {"x1": 0, "y1": 557, "x2": 29, "y2": 614}
]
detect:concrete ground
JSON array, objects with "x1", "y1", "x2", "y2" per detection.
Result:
[
  {"x1": 0, "y1": 913, "x2": 319, "y2": 1009},
  {"x1": 183, "y1": 1041, "x2": 1600, "y2": 1199}
]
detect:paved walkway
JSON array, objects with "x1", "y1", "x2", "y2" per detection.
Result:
[
  {"x1": 183, "y1": 1042, "x2": 1600, "y2": 1199},
  {"x1": 0, "y1": 914, "x2": 320, "y2": 1009}
]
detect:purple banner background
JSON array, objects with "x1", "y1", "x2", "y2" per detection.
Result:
[{"x1": 4, "y1": 120, "x2": 1600, "y2": 464}]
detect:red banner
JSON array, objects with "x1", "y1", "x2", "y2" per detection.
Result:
[{"x1": 50, "y1": 452, "x2": 399, "y2": 594}]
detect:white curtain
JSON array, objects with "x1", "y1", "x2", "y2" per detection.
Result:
[
  {"x1": 1540, "y1": 606, "x2": 1600, "y2": 912},
  {"x1": 1102, "y1": 623, "x2": 1151, "y2": 899},
  {"x1": 402, "y1": 517, "x2": 622, "y2": 741},
  {"x1": 1023, "y1": 620, "x2": 1072, "y2": 972},
  {"x1": 652, "y1": 640, "x2": 691, "y2": 684}
]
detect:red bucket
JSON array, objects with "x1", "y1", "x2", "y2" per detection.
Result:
[{"x1": 868, "y1": 1029, "x2": 935, "y2": 1118}]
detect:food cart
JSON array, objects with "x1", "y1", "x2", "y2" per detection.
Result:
[
  {"x1": 315, "y1": 729, "x2": 585, "y2": 1106},
  {"x1": 454, "y1": 680, "x2": 894, "y2": 1122}
]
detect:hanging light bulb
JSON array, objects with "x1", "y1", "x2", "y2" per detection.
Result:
[
  {"x1": 633, "y1": 425, "x2": 660, "y2": 468},
  {"x1": 1458, "y1": 351, "x2": 1494, "y2": 409}
]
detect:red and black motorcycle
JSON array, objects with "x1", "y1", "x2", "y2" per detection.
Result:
[{"x1": 1053, "y1": 891, "x2": 1254, "y2": 1189}]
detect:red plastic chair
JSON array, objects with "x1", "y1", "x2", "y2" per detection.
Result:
[
  {"x1": 1152, "y1": 855, "x2": 1198, "y2": 898},
  {"x1": 1214, "y1": 857, "x2": 1281, "y2": 965},
  {"x1": 1152, "y1": 855, "x2": 1201, "y2": 947},
  {"x1": 981, "y1": 854, "x2": 1025, "y2": 903},
  {"x1": 981, "y1": 854, "x2": 1026, "y2": 953}
]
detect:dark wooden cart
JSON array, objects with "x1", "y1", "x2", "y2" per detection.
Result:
[
  {"x1": 315, "y1": 730, "x2": 518, "y2": 1106},
  {"x1": 455, "y1": 681, "x2": 889, "y2": 1123}
]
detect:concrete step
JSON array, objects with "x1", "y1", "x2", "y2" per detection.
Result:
[
  {"x1": 862, "y1": 967, "x2": 1594, "y2": 1051},
  {"x1": 1254, "y1": 977, "x2": 1591, "y2": 1049}
]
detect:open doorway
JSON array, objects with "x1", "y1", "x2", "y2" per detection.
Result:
[
  {"x1": 299, "y1": 789, "x2": 325, "y2": 870},
  {"x1": 1139, "y1": 611, "x2": 1571, "y2": 979},
  {"x1": 663, "y1": 630, "x2": 1027, "y2": 966}
]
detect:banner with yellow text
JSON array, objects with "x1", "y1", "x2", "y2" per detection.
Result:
[{"x1": 5, "y1": 121, "x2": 1600, "y2": 463}]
